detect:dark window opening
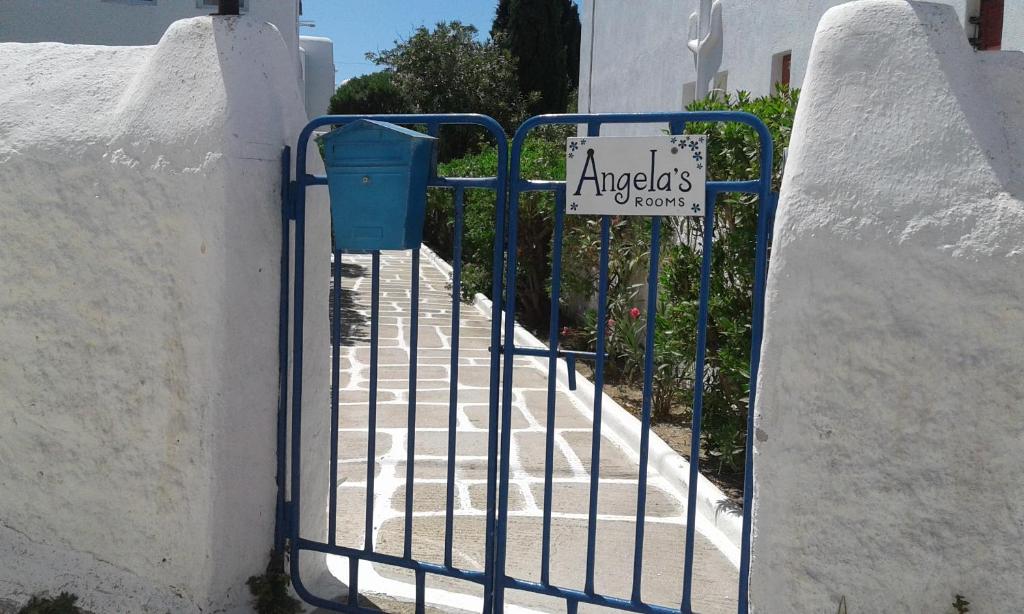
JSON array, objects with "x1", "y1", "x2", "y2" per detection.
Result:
[
  {"x1": 772, "y1": 51, "x2": 792, "y2": 92},
  {"x1": 979, "y1": 0, "x2": 1004, "y2": 50}
]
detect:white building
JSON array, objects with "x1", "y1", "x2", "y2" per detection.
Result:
[
  {"x1": 579, "y1": 0, "x2": 1021, "y2": 115},
  {"x1": 0, "y1": 0, "x2": 335, "y2": 117}
]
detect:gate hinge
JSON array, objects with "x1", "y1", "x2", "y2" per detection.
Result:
[{"x1": 284, "y1": 181, "x2": 299, "y2": 221}]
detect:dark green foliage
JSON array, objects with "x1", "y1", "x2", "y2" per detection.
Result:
[
  {"x1": 657, "y1": 87, "x2": 797, "y2": 470},
  {"x1": 423, "y1": 88, "x2": 797, "y2": 490},
  {"x1": 423, "y1": 126, "x2": 570, "y2": 328},
  {"x1": 17, "y1": 593, "x2": 81, "y2": 614},
  {"x1": 367, "y1": 21, "x2": 532, "y2": 160},
  {"x1": 561, "y1": 1, "x2": 582, "y2": 91},
  {"x1": 492, "y1": 0, "x2": 511, "y2": 37},
  {"x1": 246, "y1": 550, "x2": 303, "y2": 614},
  {"x1": 953, "y1": 595, "x2": 970, "y2": 613},
  {"x1": 328, "y1": 71, "x2": 412, "y2": 116},
  {"x1": 492, "y1": 0, "x2": 581, "y2": 113}
]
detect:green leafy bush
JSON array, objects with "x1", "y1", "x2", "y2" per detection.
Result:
[
  {"x1": 328, "y1": 71, "x2": 412, "y2": 117},
  {"x1": 367, "y1": 21, "x2": 533, "y2": 160},
  {"x1": 247, "y1": 551, "x2": 303, "y2": 614},
  {"x1": 952, "y1": 595, "x2": 970, "y2": 613},
  {"x1": 658, "y1": 87, "x2": 797, "y2": 469},
  {"x1": 424, "y1": 125, "x2": 571, "y2": 328},
  {"x1": 17, "y1": 593, "x2": 82, "y2": 614},
  {"x1": 422, "y1": 88, "x2": 798, "y2": 485}
]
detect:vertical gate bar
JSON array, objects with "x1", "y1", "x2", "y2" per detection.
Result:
[
  {"x1": 540, "y1": 189, "x2": 567, "y2": 586},
  {"x1": 584, "y1": 215, "x2": 612, "y2": 595},
  {"x1": 566, "y1": 600, "x2": 579, "y2": 614},
  {"x1": 347, "y1": 557, "x2": 359, "y2": 606},
  {"x1": 365, "y1": 252, "x2": 381, "y2": 552},
  {"x1": 494, "y1": 130, "x2": 532, "y2": 612},
  {"x1": 493, "y1": 214, "x2": 518, "y2": 610},
  {"x1": 444, "y1": 187, "x2": 466, "y2": 568},
  {"x1": 629, "y1": 216, "x2": 663, "y2": 602},
  {"x1": 274, "y1": 146, "x2": 291, "y2": 555},
  {"x1": 681, "y1": 191, "x2": 718, "y2": 611},
  {"x1": 415, "y1": 569, "x2": 426, "y2": 614},
  {"x1": 738, "y1": 180, "x2": 775, "y2": 614},
  {"x1": 484, "y1": 135, "x2": 510, "y2": 614},
  {"x1": 405, "y1": 249, "x2": 421, "y2": 560},
  {"x1": 329, "y1": 250, "x2": 342, "y2": 546},
  {"x1": 288, "y1": 134, "x2": 308, "y2": 576}
]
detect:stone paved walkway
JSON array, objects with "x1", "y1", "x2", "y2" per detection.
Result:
[{"x1": 328, "y1": 249, "x2": 737, "y2": 614}]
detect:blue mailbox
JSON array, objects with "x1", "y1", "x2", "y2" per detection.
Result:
[{"x1": 320, "y1": 120, "x2": 436, "y2": 251}]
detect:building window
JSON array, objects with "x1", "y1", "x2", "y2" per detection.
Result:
[
  {"x1": 978, "y1": 0, "x2": 1004, "y2": 50},
  {"x1": 772, "y1": 51, "x2": 792, "y2": 91},
  {"x1": 197, "y1": 0, "x2": 249, "y2": 11}
]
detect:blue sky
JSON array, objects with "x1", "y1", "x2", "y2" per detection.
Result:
[{"x1": 301, "y1": 0, "x2": 500, "y2": 85}]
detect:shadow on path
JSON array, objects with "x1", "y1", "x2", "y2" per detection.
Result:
[{"x1": 330, "y1": 260, "x2": 369, "y2": 347}]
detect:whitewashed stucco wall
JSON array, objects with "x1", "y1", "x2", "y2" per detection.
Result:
[
  {"x1": 1006, "y1": 1, "x2": 1024, "y2": 52},
  {"x1": 750, "y1": 1, "x2": 1024, "y2": 612},
  {"x1": 0, "y1": 0, "x2": 300, "y2": 57},
  {"x1": 0, "y1": 16, "x2": 330, "y2": 614},
  {"x1": 300, "y1": 35, "x2": 337, "y2": 119},
  {"x1": 577, "y1": 0, "x2": 1017, "y2": 135}
]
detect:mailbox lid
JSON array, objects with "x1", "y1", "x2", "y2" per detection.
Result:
[{"x1": 321, "y1": 120, "x2": 436, "y2": 168}]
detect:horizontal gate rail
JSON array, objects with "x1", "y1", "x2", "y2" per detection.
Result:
[
  {"x1": 286, "y1": 114, "x2": 509, "y2": 613},
  {"x1": 494, "y1": 112, "x2": 774, "y2": 614}
]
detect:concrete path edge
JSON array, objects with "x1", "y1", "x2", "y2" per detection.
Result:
[{"x1": 421, "y1": 246, "x2": 744, "y2": 556}]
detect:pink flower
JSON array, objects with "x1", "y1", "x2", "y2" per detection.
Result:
[
  {"x1": 629, "y1": 307, "x2": 641, "y2": 319},
  {"x1": 560, "y1": 326, "x2": 571, "y2": 337},
  {"x1": 606, "y1": 318, "x2": 616, "y2": 331}
]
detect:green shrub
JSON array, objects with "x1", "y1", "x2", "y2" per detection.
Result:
[
  {"x1": 328, "y1": 71, "x2": 412, "y2": 117},
  {"x1": 952, "y1": 595, "x2": 970, "y2": 613},
  {"x1": 17, "y1": 593, "x2": 82, "y2": 614},
  {"x1": 659, "y1": 87, "x2": 797, "y2": 469},
  {"x1": 247, "y1": 550, "x2": 303, "y2": 614},
  {"x1": 424, "y1": 125, "x2": 571, "y2": 329},
  {"x1": 423, "y1": 88, "x2": 798, "y2": 482}
]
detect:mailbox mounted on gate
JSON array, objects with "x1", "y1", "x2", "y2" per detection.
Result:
[{"x1": 320, "y1": 120, "x2": 436, "y2": 251}]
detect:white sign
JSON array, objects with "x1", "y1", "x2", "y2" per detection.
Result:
[{"x1": 565, "y1": 135, "x2": 707, "y2": 216}]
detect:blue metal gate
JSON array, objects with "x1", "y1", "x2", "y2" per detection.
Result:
[{"x1": 279, "y1": 112, "x2": 775, "y2": 614}]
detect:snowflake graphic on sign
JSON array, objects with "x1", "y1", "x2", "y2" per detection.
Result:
[{"x1": 565, "y1": 135, "x2": 707, "y2": 217}]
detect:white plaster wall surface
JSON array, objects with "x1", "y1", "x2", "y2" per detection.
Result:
[
  {"x1": 300, "y1": 35, "x2": 337, "y2": 119},
  {"x1": 750, "y1": 1, "x2": 1024, "y2": 612},
  {"x1": 0, "y1": 0, "x2": 301, "y2": 65},
  {"x1": 0, "y1": 16, "x2": 330, "y2": 614},
  {"x1": 1005, "y1": 0, "x2": 1024, "y2": 52},
  {"x1": 578, "y1": 0, "x2": 993, "y2": 134}
]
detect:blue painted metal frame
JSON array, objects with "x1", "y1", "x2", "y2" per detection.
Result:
[
  {"x1": 280, "y1": 111, "x2": 775, "y2": 614},
  {"x1": 493, "y1": 112, "x2": 774, "y2": 614},
  {"x1": 284, "y1": 114, "x2": 509, "y2": 613}
]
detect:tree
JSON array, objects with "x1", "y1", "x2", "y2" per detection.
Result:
[
  {"x1": 492, "y1": 0, "x2": 511, "y2": 37},
  {"x1": 492, "y1": 0, "x2": 582, "y2": 114},
  {"x1": 561, "y1": 0, "x2": 581, "y2": 91},
  {"x1": 328, "y1": 71, "x2": 411, "y2": 116},
  {"x1": 368, "y1": 21, "x2": 531, "y2": 158}
]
